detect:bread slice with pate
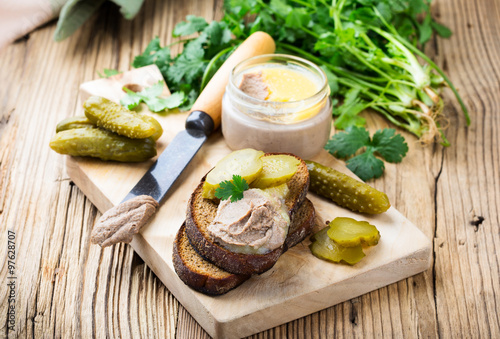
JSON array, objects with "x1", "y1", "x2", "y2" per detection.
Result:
[
  {"x1": 173, "y1": 223, "x2": 251, "y2": 296},
  {"x1": 184, "y1": 153, "x2": 310, "y2": 275},
  {"x1": 173, "y1": 198, "x2": 316, "y2": 295}
]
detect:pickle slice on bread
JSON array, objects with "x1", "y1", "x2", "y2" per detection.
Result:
[
  {"x1": 202, "y1": 148, "x2": 265, "y2": 199},
  {"x1": 184, "y1": 153, "x2": 311, "y2": 275},
  {"x1": 251, "y1": 154, "x2": 301, "y2": 189}
]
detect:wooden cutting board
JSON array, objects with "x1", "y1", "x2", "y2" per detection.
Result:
[{"x1": 67, "y1": 65, "x2": 431, "y2": 338}]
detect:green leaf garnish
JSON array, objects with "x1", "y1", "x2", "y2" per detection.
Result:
[
  {"x1": 129, "y1": 15, "x2": 234, "y2": 111},
  {"x1": 97, "y1": 68, "x2": 121, "y2": 78},
  {"x1": 132, "y1": 37, "x2": 172, "y2": 71},
  {"x1": 325, "y1": 126, "x2": 409, "y2": 181},
  {"x1": 173, "y1": 15, "x2": 209, "y2": 37},
  {"x1": 214, "y1": 175, "x2": 250, "y2": 202},
  {"x1": 120, "y1": 81, "x2": 186, "y2": 112}
]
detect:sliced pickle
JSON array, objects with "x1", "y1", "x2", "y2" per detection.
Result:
[
  {"x1": 251, "y1": 155, "x2": 301, "y2": 189},
  {"x1": 327, "y1": 217, "x2": 380, "y2": 247},
  {"x1": 309, "y1": 228, "x2": 365, "y2": 265},
  {"x1": 262, "y1": 183, "x2": 290, "y2": 200},
  {"x1": 202, "y1": 149, "x2": 265, "y2": 199}
]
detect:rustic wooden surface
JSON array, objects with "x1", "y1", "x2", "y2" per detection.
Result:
[{"x1": 0, "y1": 0, "x2": 498, "y2": 338}]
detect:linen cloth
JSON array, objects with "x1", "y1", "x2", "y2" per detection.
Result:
[{"x1": 0, "y1": 0, "x2": 67, "y2": 50}]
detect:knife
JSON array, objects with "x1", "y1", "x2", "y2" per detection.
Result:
[{"x1": 90, "y1": 32, "x2": 276, "y2": 247}]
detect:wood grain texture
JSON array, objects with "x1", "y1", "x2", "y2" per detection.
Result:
[{"x1": 0, "y1": 0, "x2": 498, "y2": 338}]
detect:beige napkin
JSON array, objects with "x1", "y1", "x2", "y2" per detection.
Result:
[{"x1": 0, "y1": 0, "x2": 67, "y2": 51}]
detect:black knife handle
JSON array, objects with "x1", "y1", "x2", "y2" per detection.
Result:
[{"x1": 185, "y1": 110, "x2": 215, "y2": 138}]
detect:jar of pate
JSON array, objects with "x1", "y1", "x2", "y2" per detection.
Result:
[{"x1": 221, "y1": 54, "x2": 332, "y2": 159}]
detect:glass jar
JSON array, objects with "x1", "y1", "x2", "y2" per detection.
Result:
[{"x1": 221, "y1": 54, "x2": 332, "y2": 159}]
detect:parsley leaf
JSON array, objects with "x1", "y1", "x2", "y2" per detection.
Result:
[
  {"x1": 97, "y1": 68, "x2": 121, "y2": 78},
  {"x1": 141, "y1": 81, "x2": 164, "y2": 98},
  {"x1": 431, "y1": 21, "x2": 452, "y2": 38},
  {"x1": 214, "y1": 175, "x2": 249, "y2": 202},
  {"x1": 203, "y1": 21, "x2": 233, "y2": 47},
  {"x1": 325, "y1": 126, "x2": 408, "y2": 181},
  {"x1": 325, "y1": 125, "x2": 370, "y2": 158},
  {"x1": 166, "y1": 41, "x2": 206, "y2": 84},
  {"x1": 120, "y1": 81, "x2": 186, "y2": 112},
  {"x1": 370, "y1": 128, "x2": 408, "y2": 163},
  {"x1": 173, "y1": 15, "x2": 208, "y2": 37},
  {"x1": 132, "y1": 37, "x2": 171, "y2": 70},
  {"x1": 346, "y1": 149, "x2": 385, "y2": 181},
  {"x1": 120, "y1": 89, "x2": 143, "y2": 109}
]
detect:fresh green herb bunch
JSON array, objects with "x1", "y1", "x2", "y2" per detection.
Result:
[
  {"x1": 132, "y1": 17, "x2": 239, "y2": 109},
  {"x1": 129, "y1": 0, "x2": 468, "y2": 145},
  {"x1": 222, "y1": 0, "x2": 469, "y2": 145}
]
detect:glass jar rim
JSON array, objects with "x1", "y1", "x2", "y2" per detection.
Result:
[{"x1": 228, "y1": 54, "x2": 330, "y2": 107}]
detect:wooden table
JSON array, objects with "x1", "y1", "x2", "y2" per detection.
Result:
[{"x1": 1, "y1": 0, "x2": 498, "y2": 337}]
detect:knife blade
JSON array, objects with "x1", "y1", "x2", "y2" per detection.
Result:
[
  {"x1": 122, "y1": 111, "x2": 212, "y2": 202},
  {"x1": 122, "y1": 32, "x2": 276, "y2": 204}
]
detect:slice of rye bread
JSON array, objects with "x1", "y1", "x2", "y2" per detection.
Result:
[
  {"x1": 184, "y1": 153, "x2": 310, "y2": 275},
  {"x1": 173, "y1": 199, "x2": 316, "y2": 295},
  {"x1": 173, "y1": 223, "x2": 251, "y2": 296}
]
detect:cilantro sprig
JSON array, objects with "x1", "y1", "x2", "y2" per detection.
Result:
[
  {"x1": 131, "y1": 17, "x2": 235, "y2": 110},
  {"x1": 214, "y1": 175, "x2": 249, "y2": 202},
  {"x1": 325, "y1": 126, "x2": 409, "y2": 181},
  {"x1": 120, "y1": 81, "x2": 186, "y2": 112}
]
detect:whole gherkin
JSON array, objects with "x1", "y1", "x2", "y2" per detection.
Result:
[{"x1": 305, "y1": 160, "x2": 390, "y2": 214}]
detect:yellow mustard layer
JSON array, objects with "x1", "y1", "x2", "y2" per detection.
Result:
[
  {"x1": 259, "y1": 67, "x2": 323, "y2": 123},
  {"x1": 261, "y1": 68, "x2": 319, "y2": 102}
]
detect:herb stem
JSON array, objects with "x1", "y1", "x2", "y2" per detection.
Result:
[
  {"x1": 289, "y1": 0, "x2": 314, "y2": 8},
  {"x1": 372, "y1": 8, "x2": 470, "y2": 124},
  {"x1": 399, "y1": 38, "x2": 470, "y2": 125},
  {"x1": 200, "y1": 46, "x2": 235, "y2": 91}
]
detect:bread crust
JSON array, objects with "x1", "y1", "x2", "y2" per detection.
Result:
[
  {"x1": 173, "y1": 199, "x2": 316, "y2": 295},
  {"x1": 283, "y1": 199, "x2": 315, "y2": 251},
  {"x1": 185, "y1": 154, "x2": 310, "y2": 275},
  {"x1": 173, "y1": 223, "x2": 250, "y2": 295}
]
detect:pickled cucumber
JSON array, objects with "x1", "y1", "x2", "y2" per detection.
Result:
[
  {"x1": 141, "y1": 115, "x2": 163, "y2": 141},
  {"x1": 202, "y1": 149, "x2": 264, "y2": 199},
  {"x1": 49, "y1": 128, "x2": 156, "y2": 162},
  {"x1": 305, "y1": 160, "x2": 390, "y2": 214},
  {"x1": 327, "y1": 217, "x2": 380, "y2": 247},
  {"x1": 56, "y1": 116, "x2": 95, "y2": 132},
  {"x1": 83, "y1": 96, "x2": 158, "y2": 139},
  {"x1": 251, "y1": 155, "x2": 300, "y2": 189},
  {"x1": 262, "y1": 183, "x2": 290, "y2": 200},
  {"x1": 309, "y1": 228, "x2": 365, "y2": 265}
]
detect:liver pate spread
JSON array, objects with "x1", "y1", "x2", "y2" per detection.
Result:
[
  {"x1": 207, "y1": 189, "x2": 290, "y2": 254},
  {"x1": 239, "y1": 72, "x2": 269, "y2": 100},
  {"x1": 91, "y1": 195, "x2": 159, "y2": 247}
]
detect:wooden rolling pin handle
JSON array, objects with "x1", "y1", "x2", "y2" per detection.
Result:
[{"x1": 190, "y1": 31, "x2": 276, "y2": 131}]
